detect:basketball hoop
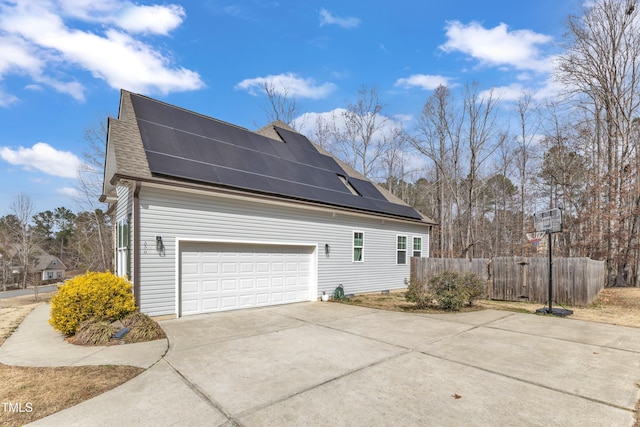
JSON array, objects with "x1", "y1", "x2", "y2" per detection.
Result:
[{"x1": 526, "y1": 232, "x2": 546, "y2": 247}]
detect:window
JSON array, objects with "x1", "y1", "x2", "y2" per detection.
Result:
[
  {"x1": 338, "y1": 175, "x2": 360, "y2": 195},
  {"x1": 413, "y1": 237, "x2": 422, "y2": 258},
  {"x1": 353, "y1": 232, "x2": 364, "y2": 262},
  {"x1": 397, "y1": 235, "x2": 407, "y2": 264},
  {"x1": 116, "y1": 219, "x2": 130, "y2": 278}
]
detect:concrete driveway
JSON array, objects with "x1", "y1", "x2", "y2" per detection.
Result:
[{"x1": 33, "y1": 302, "x2": 640, "y2": 426}]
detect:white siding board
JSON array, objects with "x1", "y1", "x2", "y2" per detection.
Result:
[{"x1": 136, "y1": 186, "x2": 430, "y2": 316}]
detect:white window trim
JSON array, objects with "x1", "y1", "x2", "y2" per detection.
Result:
[
  {"x1": 116, "y1": 219, "x2": 130, "y2": 278},
  {"x1": 413, "y1": 236, "x2": 422, "y2": 258},
  {"x1": 396, "y1": 235, "x2": 408, "y2": 265},
  {"x1": 353, "y1": 231, "x2": 364, "y2": 263}
]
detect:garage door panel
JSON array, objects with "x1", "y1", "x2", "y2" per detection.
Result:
[
  {"x1": 182, "y1": 280, "x2": 199, "y2": 294},
  {"x1": 285, "y1": 276, "x2": 298, "y2": 286},
  {"x1": 222, "y1": 279, "x2": 238, "y2": 291},
  {"x1": 222, "y1": 262, "x2": 237, "y2": 274},
  {"x1": 240, "y1": 278, "x2": 254, "y2": 289},
  {"x1": 222, "y1": 296, "x2": 238, "y2": 308},
  {"x1": 202, "y1": 298, "x2": 220, "y2": 311},
  {"x1": 271, "y1": 292, "x2": 284, "y2": 303},
  {"x1": 182, "y1": 262, "x2": 199, "y2": 275},
  {"x1": 240, "y1": 262, "x2": 254, "y2": 273},
  {"x1": 180, "y1": 243, "x2": 313, "y2": 316},
  {"x1": 182, "y1": 300, "x2": 199, "y2": 313},
  {"x1": 255, "y1": 293, "x2": 269, "y2": 304},
  {"x1": 202, "y1": 263, "x2": 219, "y2": 274},
  {"x1": 202, "y1": 280, "x2": 219, "y2": 292}
]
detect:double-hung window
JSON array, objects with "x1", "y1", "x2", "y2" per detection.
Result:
[
  {"x1": 116, "y1": 219, "x2": 130, "y2": 278},
  {"x1": 413, "y1": 237, "x2": 422, "y2": 258},
  {"x1": 353, "y1": 231, "x2": 364, "y2": 262},
  {"x1": 397, "y1": 235, "x2": 407, "y2": 264}
]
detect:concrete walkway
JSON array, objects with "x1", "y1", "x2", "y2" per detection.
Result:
[
  {"x1": 1, "y1": 302, "x2": 639, "y2": 426},
  {"x1": 0, "y1": 304, "x2": 168, "y2": 368}
]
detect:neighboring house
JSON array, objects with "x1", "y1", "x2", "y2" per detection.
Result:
[
  {"x1": 1, "y1": 245, "x2": 66, "y2": 283},
  {"x1": 32, "y1": 253, "x2": 66, "y2": 281},
  {"x1": 101, "y1": 90, "x2": 436, "y2": 317}
]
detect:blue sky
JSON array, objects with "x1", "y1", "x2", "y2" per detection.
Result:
[{"x1": 0, "y1": 0, "x2": 580, "y2": 215}]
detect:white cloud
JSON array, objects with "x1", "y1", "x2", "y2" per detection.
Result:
[
  {"x1": 235, "y1": 73, "x2": 336, "y2": 99},
  {"x1": 0, "y1": 0, "x2": 202, "y2": 101},
  {"x1": 394, "y1": 74, "x2": 452, "y2": 91},
  {"x1": 57, "y1": 187, "x2": 80, "y2": 198},
  {"x1": 294, "y1": 109, "x2": 424, "y2": 179},
  {"x1": 0, "y1": 88, "x2": 18, "y2": 107},
  {"x1": 0, "y1": 142, "x2": 84, "y2": 178},
  {"x1": 0, "y1": 35, "x2": 43, "y2": 76},
  {"x1": 114, "y1": 4, "x2": 186, "y2": 35},
  {"x1": 440, "y1": 21, "x2": 553, "y2": 72},
  {"x1": 485, "y1": 73, "x2": 565, "y2": 103},
  {"x1": 319, "y1": 9, "x2": 360, "y2": 29},
  {"x1": 482, "y1": 83, "x2": 527, "y2": 102},
  {"x1": 54, "y1": 1, "x2": 185, "y2": 35},
  {"x1": 293, "y1": 108, "x2": 405, "y2": 143}
]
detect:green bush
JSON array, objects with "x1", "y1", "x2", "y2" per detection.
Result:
[
  {"x1": 405, "y1": 279, "x2": 434, "y2": 309},
  {"x1": 429, "y1": 271, "x2": 467, "y2": 310},
  {"x1": 406, "y1": 271, "x2": 487, "y2": 311},
  {"x1": 49, "y1": 271, "x2": 137, "y2": 335},
  {"x1": 460, "y1": 272, "x2": 487, "y2": 306}
]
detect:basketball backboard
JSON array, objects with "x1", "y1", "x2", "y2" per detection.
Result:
[{"x1": 534, "y1": 208, "x2": 562, "y2": 233}]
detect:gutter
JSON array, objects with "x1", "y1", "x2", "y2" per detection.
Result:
[{"x1": 133, "y1": 180, "x2": 142, "y2": 308}]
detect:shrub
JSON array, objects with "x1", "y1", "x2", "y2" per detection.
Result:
[
  {"x1": 72, "y1": 319, "x2": 117, "y2": 345},
  {"x1": 460, "y1": 272, "x2": 487, "y2": 306},
  {"x1": 405, "y1": 279, "x2": 434, "y2": 309},
  {"x1": 429, "y1": 271, "x2": 468, "y2": 311},
  {"x1": 49, "y1": 271, "x2": 137, "y2": 335},
  {"x1": 406, "y1": 271, "x2": 487, "y2": 311},
  {"x1": 121, "y1": 312, "x2": 166, "y2": 343}
]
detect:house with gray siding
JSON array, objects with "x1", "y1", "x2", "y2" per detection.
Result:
[{"x1": 101, "y1": 90, "x2": 436, "y2": 317}]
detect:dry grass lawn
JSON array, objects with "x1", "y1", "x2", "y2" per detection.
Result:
[
  {"x1": 0, "y1": 292, "x2": 144, "y2": 426},
  {"x1": 341, "y1": 287, "x2": 640, "y2": 328}
]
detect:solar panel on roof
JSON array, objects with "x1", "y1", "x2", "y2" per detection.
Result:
[
  {"x1": 129, "y1": 94, "x2": 423, "y2": 220},
  {"x1": 274, "y1": 126, "x2": 318, "y2": 151},
  {"x1": 348, "y1": 178, "x2": 388, "y2": 201}
]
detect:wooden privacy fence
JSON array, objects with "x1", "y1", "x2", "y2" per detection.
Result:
[{"x1": 411, "y1": 257, "x2": 605, "y2": 307}]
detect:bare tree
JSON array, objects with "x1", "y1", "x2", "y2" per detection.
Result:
[
  {"x1": 334, "y1": 85, "x2": 394, "y2": 178},
  {"x1": 9, "y1": 194, "x2": 42, "y2": 297},
  {"x1": 74, "y1": 115, "x2": 112, "y2": 272},
  {"x1": 558, "y1": 0, "x2": 640, "y2": 285},
  {"x1": 307, "y1": 113, "x2": 336, "y2": 151},
  {"x1": 513, "y1": 93, "x2": 541, "y2": 239},
  {"x1": 261, "y1": 82, "x2": 303, "y2": 129},
  {"x1": 460, "y1": 83, "x2": 504, "y2": 259},
  {"x1": 411, "y1": 85, "x2": 462, "y2": 257}
]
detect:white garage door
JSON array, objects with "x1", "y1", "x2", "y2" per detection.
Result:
[{"x1": 180, "y1": 242, "x2": 314, "y2": 316}]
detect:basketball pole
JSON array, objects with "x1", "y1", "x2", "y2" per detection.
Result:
[{"x1": 547, "y1": 230, "x2": 553, "y2": 314}]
